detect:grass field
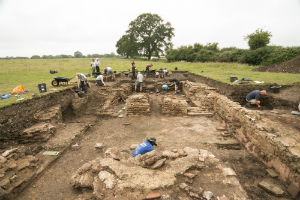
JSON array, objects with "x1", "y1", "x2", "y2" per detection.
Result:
[{"x1": 0, "y1": 58, "x2": 299, "y2": 108}]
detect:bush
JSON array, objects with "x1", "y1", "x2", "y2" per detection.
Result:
[
  {"x1": 239, "y1": 47, "x2": 270, "y2": 65},
  {"x1": 194, "y1": 49, "x2": 218, "y2": 62},
  {"x1": 261, "y1": 46, "x2": 300, "y2": 66},
  {"x1": 166, "y1": 41, "x2": 299, "y2": 65}
]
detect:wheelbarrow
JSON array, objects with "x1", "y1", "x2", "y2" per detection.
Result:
[{"x1": 51, "y1": 77, "x2": 72, "y2": 87}]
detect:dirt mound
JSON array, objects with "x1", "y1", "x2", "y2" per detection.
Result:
[{"x1": 254, "y1": 56, "x2": 300, "y2": 73}]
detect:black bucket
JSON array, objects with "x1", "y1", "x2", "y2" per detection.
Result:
[
  {"x1": 230, "y1": 77, "x2": 238, "y2": 82},
  {"x1": 38, "y1": 83, "x2": 47, "y2": 93},
  {"x1": 271, "y1": 86, "x2": 281, "y2": 93}
]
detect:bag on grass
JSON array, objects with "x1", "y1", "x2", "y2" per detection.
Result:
[{"x1": 11, "y1": 84, "x2": 25, "y2": 95}]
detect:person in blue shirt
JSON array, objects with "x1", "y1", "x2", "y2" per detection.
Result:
[
  {"x1": 246, "y1": 90, "x2": 266, "y2": 108},
  {"x1": 132, "y1": 138, "x2": 157, "y2": 157},
  {"x1": 162, "y1": 84, "x2": 169, "y2": 91}
]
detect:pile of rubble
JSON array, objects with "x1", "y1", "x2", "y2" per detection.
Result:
[
  {"x1": 71, "y1": 146, "x2": 248, "y2": 200},
  {"x1": 33, "y1": 105, "x2": 62, "y2": 123},
  {"x1": 162, "y1": 96, "x2": 188, "y2": 115},
  {"x1": 126, "y1": 94, "x2": 150, "y2": 115},
  {"x1": 19, "y1": 122, "x2": 56, "y2": 143},
  {"x1": 18, "y1": 105, "x2": 62, "y2": 143},
  {"x1": 0, "y1": 148, "x2": 38, "y2": 199}
]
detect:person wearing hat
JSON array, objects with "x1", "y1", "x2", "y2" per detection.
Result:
[{"x1": 132, "y1": 138, "x2": 157, "y2": 157}]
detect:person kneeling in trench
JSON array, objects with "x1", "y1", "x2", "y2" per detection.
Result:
[
  {"x1": 95, "y1": 73, "x2": 105, "y2": 86},
  {"x1": 246, "y1": 90, "x2": 267, "y2": 108},
  {"x1": 133, "y1": 138, "x2": 157, "y2": 157},
  {"x1": 169, "y1": 78, "x2": 180, "y2": 94},
  {"x1": 162, "y1": 84, "x2": 169, "y2": 92}
]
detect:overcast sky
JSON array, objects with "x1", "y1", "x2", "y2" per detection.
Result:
[{"x1": 0, "y1": 0, "x2": 299, "y2": 57}]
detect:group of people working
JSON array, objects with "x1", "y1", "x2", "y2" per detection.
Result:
[
  {"x1": 75, "y1": 59, "x2": 116, "y2": 91},
  {"x1": 131, "y1": 61, "x2": 180, "y2": 93},
  {"x1": 78, "y1": 60, "x2": 268, "y2": 108}
]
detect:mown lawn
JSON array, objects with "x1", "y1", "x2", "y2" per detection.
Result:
[{"x1": 0, "y1": 58, "x2": 299, "y2": 108}]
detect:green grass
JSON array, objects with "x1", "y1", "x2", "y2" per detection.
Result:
[{"x1": 1, "y1": 58, "x2": 299, "y2": 108}]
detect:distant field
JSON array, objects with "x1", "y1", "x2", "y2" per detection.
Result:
[{"x1": 0, "y1": 58, "x2": 299, "y2": 108}]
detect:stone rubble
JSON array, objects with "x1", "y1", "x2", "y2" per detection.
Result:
[
  {"x1": 145, "y1": 192, "x2": 161, "y2": 199},
  {"x1": 258, "y1": 179, "x2": 285, "y2": 196},
  {"x1": 98, "y1": 171, "x2": 116, "y2": 189},
  {"x1": 0, "y1": 148, "x2": 38, "y2": 199},
  {"x1": 71, "y1": 146, "x2": 249, "y2": 200},
  {"x1": 20, "y1": 122, "x2": 56, "y2": 143},
  {"x1": 130, "y1": 144, "x2": 138, "y2": 150},
  {"x1": 94, "y1": 143, "x2": 104, "y2": 150}
]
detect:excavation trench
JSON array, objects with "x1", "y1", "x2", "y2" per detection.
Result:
[{"x1": 0, "y1": 72, "x2": 299, "y2": 200}]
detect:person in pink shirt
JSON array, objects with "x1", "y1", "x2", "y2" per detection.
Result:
[{"x1": 146, "y1": 64, "x2": 153, "y2": 75}]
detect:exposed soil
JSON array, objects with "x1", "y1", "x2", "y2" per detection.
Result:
[
  {"x1": 15, "y1": 108, "x2": 292, "y2": 200},
  {"x1": 0, "y1": 72, "x2": 299, "y2": 200},
  {"x1": 269, "y1": 84, "x2": 300, "y2": 105},
  {"x1": 254, "y1": 56, "x2": 300, "y2": 74}
]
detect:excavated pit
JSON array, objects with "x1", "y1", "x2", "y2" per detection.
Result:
[{"x1": 0, "y1": 72, "x2": 299, "y2": 200}]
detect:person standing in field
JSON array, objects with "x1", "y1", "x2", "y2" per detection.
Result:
[
  {"x1": 131, "y1": 61, "x2": 136, "y2": 80},
  {"x1": 95, "y1": 58, "x2": 100, "y2": 74},
  {"x1": 91, "y1": 59, "x2": 96, "y2": 74}
]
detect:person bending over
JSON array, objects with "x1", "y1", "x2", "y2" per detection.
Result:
[
  {"x1": 96, "y1": 73, "x2": 105, "y2": 86},
  {"x1": 246, "y1": 90, "x2": 267, "y2": 108},
  {"x1": 133, "y1": 138, "x2": 157, "y2": 157},
  {"x1": 76, "y1": 73, "x2": 89, "y2": 92},
  {"x1": 169, "y1": 78, "x2": 180, "y2": 94}
]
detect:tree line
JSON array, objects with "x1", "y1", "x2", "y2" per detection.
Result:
[
  {"x1": 166, "y1": 28, "x2": 300, "y2": 66},
  {"x1": 0, "y1": 51, "x2": 120, "y2": 60},
  {"x1": 116, "y1": 14, "x2": 300, "y2": 66},
  {"x1": 166, "y1": 44, "x2": 300, "y2": 66}
]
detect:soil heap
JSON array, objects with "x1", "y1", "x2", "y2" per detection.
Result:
[{"x1": 254, "y1": 56, "x2": 300, "y2": 73}]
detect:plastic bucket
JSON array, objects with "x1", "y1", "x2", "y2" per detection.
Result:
[{"x1": 271, "y1": 86, "x2": 281, "y2": 93}]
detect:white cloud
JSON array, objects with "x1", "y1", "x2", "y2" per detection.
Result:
[{"x1": 0, "y1": 0, "x2": 299, "y2": 57}]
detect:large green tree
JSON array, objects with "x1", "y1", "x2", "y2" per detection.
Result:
[
  {"x1": 74, "y1": 51, "x2": 83, "y2": 58},
  {"x1": 246, "y1": 28, "x2": 272, "y2": 50},
  {"x1": 115, "y1": 34, "x2": 139, "y2": 58},
  {"x1": 126, "y1": 13, "x2": 174, "y2": 60}
]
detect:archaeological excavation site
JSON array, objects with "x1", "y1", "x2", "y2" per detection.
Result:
[{"x1": 0, "y1": 71, "x2": 299, "y2": 200}]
